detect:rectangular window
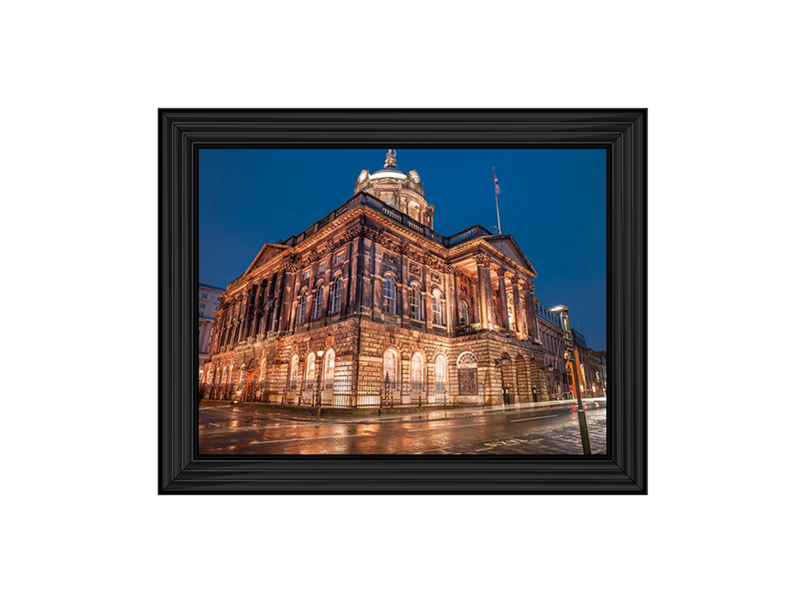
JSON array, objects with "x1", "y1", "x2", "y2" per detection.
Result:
[
  {"x1": 336, "y1": 251, "x2": 345, "y2": 264},
  {"x1": 200, "y1": 303, "x2": 206, "y2": 309},
  {"x1": 409, "y1": 288, "x2": 420, "y2": 320},
  {"x1": 313, "y1": 289, "x2": 323, "y2": 319},
  {"x1": 303, "y1": 269, "x2": 310, "y2": 280},
  {"x1": 330, "y1": 279, "x2": 342, "y2": 313},
  {"x1": 202, "y1": 293, "x2": 208, "y2": 299},
  {"x1": 319, "y1": 261, "x2": 326, "y2": 273}
]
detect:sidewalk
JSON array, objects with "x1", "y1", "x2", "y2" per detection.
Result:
[
  {"x1": 202, "y1": 397, "x2": 607, "y2": 425},
  {"x1": 338, "y1": 397, "x2": 607, "y2": 425}
]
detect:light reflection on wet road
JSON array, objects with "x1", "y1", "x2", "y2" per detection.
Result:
[{"x1": 199, "y1": 403, "x2": 607, "y2": 455}]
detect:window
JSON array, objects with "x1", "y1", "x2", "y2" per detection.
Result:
[
  {"x1": 313, "y1": 287, "x2": 323, "y2": 319},
  {"x1": 290, "y1": 355, "x2": 299, "y2": 386},
  {"x1": 259, "y1": 359, "x2": 267, "y2": 383},
  {"x1": 432, "y1": 289, "x2": 443, "y2": 326},
  {"x1": 202, "y1": 293, "x2": 208, "y2": 299},
  {"x1": 324, "y1": 349, "x2": 335, "y2": 383},
  {"x1": 200, "y1": 303, "x2": 206, "y2": 309},
  {"x1": 303, "y1": 269, "x2": 310, "y2": 280},
  {"x1": 383, "y1": 275, "x2": 396, "y2": 314},
  {"x1": 460, "y1": 300, "x2": 468, "y2": 324},
  {"x1": 409, "y1": 284, "x2": 421, "y2": 320},
  {"x1": 411, "y1": 352, "x2": 424, "y2": 391},
  {"x1": 297, "y1": 293, "x2": 307, "y2": 323},
  {"x1": 319, "y1": 261, "x2": 326, "y2": 273},
  {"x1": 305, "y1": 353, "x2": 316, "y2": 388},
  {"x1": 330, "y1": 277, "x2": 342, "y2": 313},
  {"x1": 435, "y1": 355, "x2": 447, "y2": 392},
  {"x1": 383, "y1": 349, "x2": 398, "y2": 391},
  {"x1": 336, "y1": 251, "x2": 345, "y2": 264}
]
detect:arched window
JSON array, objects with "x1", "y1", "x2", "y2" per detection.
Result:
[
  {"x1": 409, "y1": 283, "x2": 421, "y2": 320},
  {"x1": 432, "y1": 289, "x2": 444, "y2": 326},
  {"x1": 324, "y1": 349, "x2": 335, "y2": 383},
  {"x1": 383, "y1": 349, "x2": 398, "y2": 391},
  {"x1": 305, "y1": 352, "x2": 316, "y2": 388},
  {"x1": 289, "y1": 355, "x2": 299, "y2": 387},
  {"x1": 411, "y1": 352, "x2": 425, "y2": 392},
  {"x1": 457, "y1": 351, "x2": 477, "y2": 365},
  {"x1": 330, "y1": 277, "x2": 342, "y2": 313},
  {"x1": 460, "y1": 300, "x2": 469, "y2": 324},
  {"x1": 297, "y1": 293, "x2": 307, "y2": 323},
  {"x1": 383, "y1": 275, "x2": 396, "y2": 314},
  {"x1": 435, "y1": 355, "x2": 447, "y2": 392},
  {"x1": 313, "y1": 286, "x2": 323, "y2": 319}
]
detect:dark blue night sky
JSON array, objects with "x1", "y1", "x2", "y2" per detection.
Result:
[{"x1": 199, "y1": 149, "x2": 606, "y2": 351}]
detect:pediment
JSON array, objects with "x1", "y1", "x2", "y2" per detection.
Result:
[
  {"x1": 483, "y1": 235, "x2": 536, "y2": 275},
  {"x1": 245, "y1": 243, "x2": 288, "y2": 275}
]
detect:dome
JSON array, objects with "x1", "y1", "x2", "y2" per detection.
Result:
[
  {"x1": 369, "y1": 167, "x2": 407, "y2": 180},
  {"x1": 354, "y1": 150, "x2": 431, "y2": 228}
]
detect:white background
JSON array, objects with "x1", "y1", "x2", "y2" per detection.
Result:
[{"x1": 3, "y1": 2, "x2": 802, "y2": 602}]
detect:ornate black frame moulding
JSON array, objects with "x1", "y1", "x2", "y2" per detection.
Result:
[{"x1": 158, "y1": 109, "x2": 647, "y2": 494}]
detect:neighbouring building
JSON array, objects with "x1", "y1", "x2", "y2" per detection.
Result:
[
  {"x1": 198, "y1": 283, "x2": 225, "y2": 375},
  {"x1": 536, "y1": 303, "x2": 571, "y2": 398},
  {"x1": 200, "y1": 150, "x2": 551, "y2": 408}
]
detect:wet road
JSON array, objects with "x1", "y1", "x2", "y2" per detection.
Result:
[{"x1": 199, "y1": 402, "x2": 607, "y2": 455}]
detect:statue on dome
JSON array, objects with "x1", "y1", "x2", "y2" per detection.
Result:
[{"x1": 384, "y1": 149, "x2": 397, "y2": 168}]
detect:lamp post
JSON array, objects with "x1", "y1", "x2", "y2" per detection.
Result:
[{"x1": 549, "y1": 305, "x2": 592, "y2": 455}]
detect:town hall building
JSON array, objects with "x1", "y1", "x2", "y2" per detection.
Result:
[{"x1": 200, "y1": 151, "x2": 549, "y2": 408}]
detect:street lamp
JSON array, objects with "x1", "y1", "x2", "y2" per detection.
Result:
[{"x1": 549, "y1": 305, "x2": 592, "y2": 455}]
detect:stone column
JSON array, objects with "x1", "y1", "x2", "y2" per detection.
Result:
[
  {"x1": 511, "y1": 277, "x2": 522, "y2": 336},
  {"x1": 496, "y1": 267, "x2": 510, "y2": 332},
  {"x1": 270, "y1": 271, "x2": 285, "y2": 333},
  {"x1": 449, "y1": 268, "x2": 460, "y2": 331},
  {"x1": 400, "y1": 247, "x2": 410, "y2": 327},
  {"x1": 360, "y1": 235, "x2": 374, "y2": 315},
  {"x1": 342, "y1": 236, "x2": 357, "y2": 319},
  {"x1": 423, "y1": 264, "x2": 432, "y2": 332},
  {"x1": 234, "y1": 295, "x2": 244, "y2": 342},
  {"x1": 525, "y1": 282, "x2": 540, "y2": 343},
  {"x1": 321, "y1": 255, "x2": 332, "y2": 322},
  {"x1": 251, "y1": 280, "x2": 265, "y2": 338},
  {"x1": 475, "y1": 252, "x2": 493, "y2": 330},
  {"x1": 262, "y1": 273, "x2": 275, "y2": 335},
  {"x1": 372, "y1": 236, "x2": 384, "y2": 320},
  {"x1": 285, "y1": 270, "x2": 301, "y2": 333},
  {"x1": 347, "y1": 234, "x2": 362, "y2": 316}
]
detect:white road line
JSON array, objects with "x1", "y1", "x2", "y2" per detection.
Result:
[
  {"x1": 248, "y1": 433, "x2": 366, "y2": 444},
  {"x1": 408, "y1": 423, "x2": 486, "y2": 432},
  {"x1": 510, "y1": 414, "x2": 558, "y2": 423}
]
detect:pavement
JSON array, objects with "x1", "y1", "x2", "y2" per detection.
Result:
[
  {"x1": 199, "y1": 397, "x2": 607, "y2": 455},
  {"x1": 199, "y1": 397, "x2": 606, "y2": 425}
]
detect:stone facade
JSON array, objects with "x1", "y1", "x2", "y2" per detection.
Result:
[{"x1": 201, "y1": 151, "x2": 549, "y2": 407}]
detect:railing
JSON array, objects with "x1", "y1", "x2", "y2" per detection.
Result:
[{"x1": 276, "y1": 194, "x2": 491, "y2": 249}]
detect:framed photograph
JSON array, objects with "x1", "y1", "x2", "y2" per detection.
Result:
[{"x1": 159, "y1": 109, "x2": 646, "y2": 494}]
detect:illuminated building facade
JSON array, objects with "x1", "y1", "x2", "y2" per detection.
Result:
[{"x1": 201, "y1": 151, "x2": 549, "y2": 407}]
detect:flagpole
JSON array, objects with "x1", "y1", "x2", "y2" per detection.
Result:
[{"x1": 493, "y1": 167, "x2": 502, "y2": 235}]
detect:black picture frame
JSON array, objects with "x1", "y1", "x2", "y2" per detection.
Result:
[{"x1": 159, "y1": 109, "x2": 646, "y2": 494}]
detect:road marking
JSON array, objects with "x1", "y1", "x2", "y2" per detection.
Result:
[
  {"x1": 510, "y1": 414, "x2": 557, "y2": 423},
  {"x1": 248, "y1": 433, "x2": 365, "y2": 444},
  {"x1": 408, "y1": 423, "x2": 486, "y2": 432}
]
